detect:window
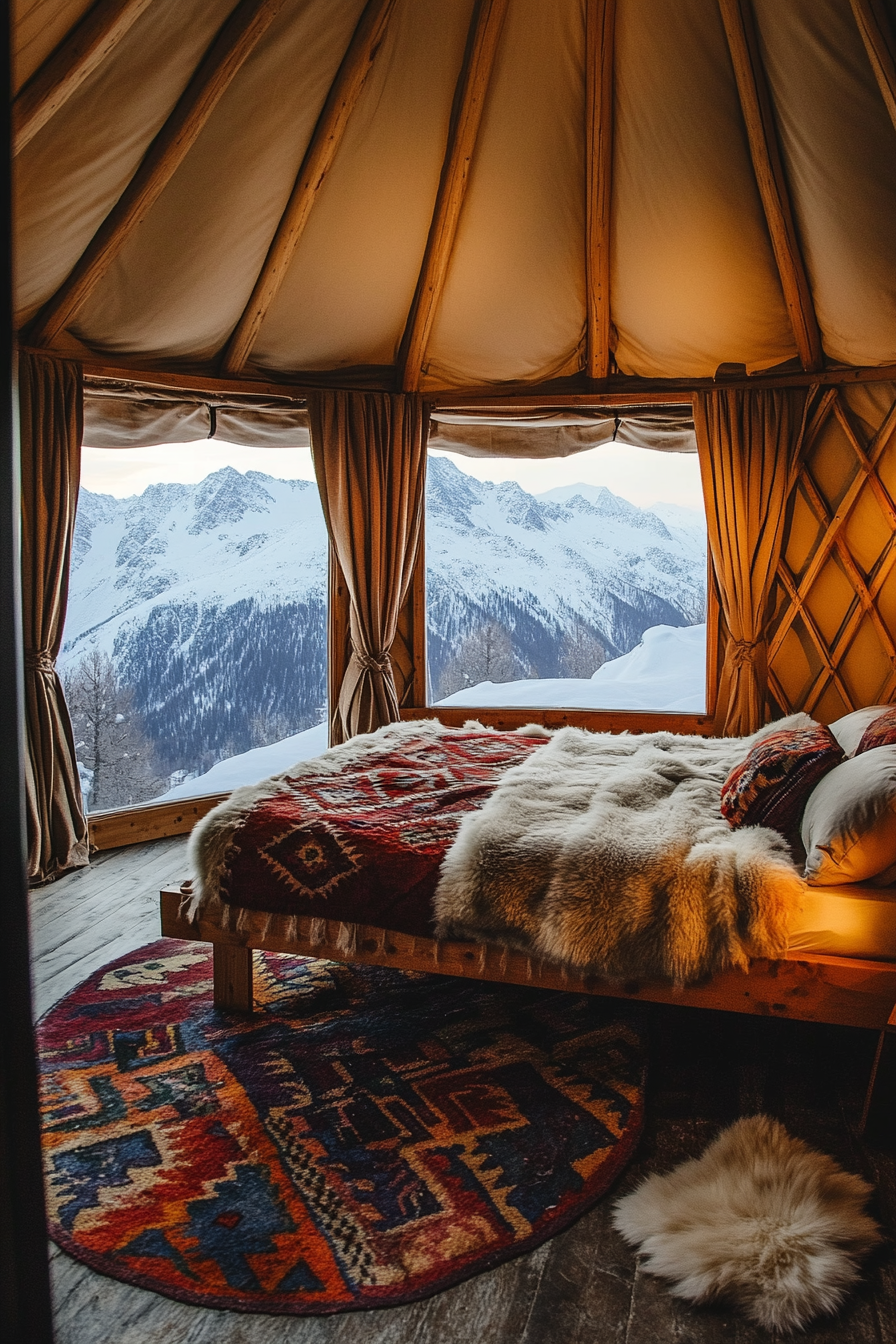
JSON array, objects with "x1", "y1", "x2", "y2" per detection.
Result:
[
  {"x1": 425, "y1": 433, "x2": 707, "y2": 713},
  {"x1": 61, "y1": 440, "x2": 329, "y2": 811}
]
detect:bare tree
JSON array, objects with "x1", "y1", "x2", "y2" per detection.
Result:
[
  {"x1": 63, "y1": 650, "x2": 164, "y2": 810},
  {"x1": 437, "y1": 621, "x2": 524, "y2": 697},
  {"x1": 248, "y1": 708, "x2": 297, "y2": 748},
  {"x1": 559, "y1": 621, "x2": 606, "y2": 679}
]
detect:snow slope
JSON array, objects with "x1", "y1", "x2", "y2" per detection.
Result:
[
  {"x1": 436, "y1": 623, "x2": 707, "y2": 713},
  {"x1": 160, "y1": 722, "x2": 329, "y2": 800}
]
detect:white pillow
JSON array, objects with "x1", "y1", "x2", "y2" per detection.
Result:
[
  {"x1": 827, "y1": 706, "x2": 890, "y2": 757},
  {"x1": 802, "y1": 746, "x2": 896, "y2": 885}
]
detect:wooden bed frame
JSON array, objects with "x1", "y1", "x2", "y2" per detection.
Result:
[
  {"x1": 160, "y1": 880, "x2": 896, "y2": 1131},
  {"x1": 159, "y1": 882, "x2": 896, "y2": 1029}
]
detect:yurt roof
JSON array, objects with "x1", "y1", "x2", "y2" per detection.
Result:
[{"x1": 13, "y1": 0, "x2": 896, "y2": 396}]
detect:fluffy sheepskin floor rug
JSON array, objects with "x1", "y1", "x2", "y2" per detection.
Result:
[{"x1": 613, "y1": 1115, "x2": 881, "y2": 1334}]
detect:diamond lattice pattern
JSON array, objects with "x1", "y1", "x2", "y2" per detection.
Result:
[{"x1": 769, "y1": 382, "x2": 896, "y2": 722}]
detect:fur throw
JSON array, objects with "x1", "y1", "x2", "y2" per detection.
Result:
[
  {"x1": 613, "y1": 1115, "x2": 881, "y2": 1333},
  {"x1": 434, "y1": 718, "x2": 809, "y2": 984}
]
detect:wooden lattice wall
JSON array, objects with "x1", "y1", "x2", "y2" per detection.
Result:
[{"x1": 769, "y1": 380, "x2": 896, "y2": 722}]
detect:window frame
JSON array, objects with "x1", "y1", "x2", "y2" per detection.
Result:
[
  {"x1": 413, "y1": 416, "x2": 719, "y2": 733},
  {"x1": 86, "y1": 401, "x2": 722, "y2": 850}
]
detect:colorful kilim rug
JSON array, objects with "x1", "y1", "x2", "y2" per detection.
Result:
[
  {"x1": 38, "y1": 940, "x2": 647, "y2": 1315},
  {"x1": 217, "y1": 728, "x2": 547, "y2": 936}
]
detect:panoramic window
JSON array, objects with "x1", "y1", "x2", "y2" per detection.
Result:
[
  {"x1": 425, "y1": 421, "x2": 707, "y2": 713},
  {"x1": 61, "y1": 440, "x2": 329, "y2": 811}
]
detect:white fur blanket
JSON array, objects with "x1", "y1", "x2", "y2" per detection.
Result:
[{"x1": 434, "y1": 717, "x2": 808, "y2": 985}]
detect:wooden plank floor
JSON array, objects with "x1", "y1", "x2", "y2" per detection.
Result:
[{"x1": 31, "y1": 839, "x2": 896, "y2": 1343}]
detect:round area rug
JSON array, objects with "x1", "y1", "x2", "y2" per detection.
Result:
[{"x1": 38, "y1": 940, "x2": 646, "y2": 1315}]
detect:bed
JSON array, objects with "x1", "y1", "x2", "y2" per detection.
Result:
[{"x1": 159, "y1": 714, "x2": 896, "y2": 1129}]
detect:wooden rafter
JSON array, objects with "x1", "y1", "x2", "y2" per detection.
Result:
[
  {"x1": 27, "y1": 347, "x2": 896, "y2": 400},
  {"x1": 220, "y1": 0, "x2": 398, "y2": 376},
  {"x1": 27, "y1": 0, "x2": 287, "y2": 349},
  {"x1": 13, "y1": 0, "x2": 156, "y2": 156},
  {"x1": 717, "y1": 0, "x2": 823, "y2": 372},
  {"x1": 585, "y1": 0, "x2": 616, "y2": 380},
  {"x1": 14, "y1": 0, "x2": 155, "y2": 156},
  {"x1": 850, "y1": 0, "x2": 896, "y2": 131},
  {"x1": 397, "y1": 0, "x2": 510, "y2": 393}
]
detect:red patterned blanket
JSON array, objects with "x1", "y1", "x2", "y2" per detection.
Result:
[{"x1": 207, "y1": 726, "x2": 546, "y2": 939}]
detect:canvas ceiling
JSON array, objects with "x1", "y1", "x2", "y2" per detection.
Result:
[{"x1": 13, "y1": 0, "x2": 896, "y2": 391}]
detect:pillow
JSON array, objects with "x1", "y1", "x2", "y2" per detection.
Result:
[
  {"x1": 802, "y1": 746, "x2": 896, "y2": 885},
  {"x1": 720, "y1": 723, "x2": 844, "y2": 840},
  {"x1": 827, "y1": 705, "x2": 890, "y2": 757},
  {"x1": 855, "y1": 705, "x2": 896, "y2": 755}
]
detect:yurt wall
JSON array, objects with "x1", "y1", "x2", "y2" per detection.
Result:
[{"x1": 770, "y1": 380, "x2": 896, "y2": 722}]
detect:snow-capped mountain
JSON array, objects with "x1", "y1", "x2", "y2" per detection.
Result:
[
  {"x1": 63, "y1": 468, "x2": 329, "y2": 777},
  {"x1": 425, "y1": 457, "x2": 705, "y2": 692},
  {"x1": 62, "y1": 457, "x2": 706, "y2": 781}
]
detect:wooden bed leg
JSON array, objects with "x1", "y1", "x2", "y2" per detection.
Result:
[
  {"x1": 860, "y1": 1003, "x2": 896, "y2": 1144},
  {"x1": 213, "y1": 944, "x2": 253, "y2": 1012}
]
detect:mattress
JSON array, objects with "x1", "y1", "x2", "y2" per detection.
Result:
[{"x1": 787, "y1": 882, "x2": 896, "y2": 961}]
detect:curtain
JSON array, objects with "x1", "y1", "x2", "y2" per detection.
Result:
[
  {"x1": 694, "y1": 386, "x2": 811, "y2": 736},
  {"x1": 308, "y1": 390, "x2": 427, "y2": 744},
  {"x1": 20, "y1": 352, "x2": 89, "y2": 883}
]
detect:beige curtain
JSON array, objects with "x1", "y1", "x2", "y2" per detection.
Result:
[
  {"x1": 20, "y1": 352, "x2": 89, "y2": 883},
  {"x1": 694, "y1": 386, "x2": 811, "y2": 736},
  {"x1": 308, "y1": 390, "x2": 427, "y2": 743}
]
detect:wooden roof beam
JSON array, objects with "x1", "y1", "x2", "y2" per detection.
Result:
[
  {"x1": 397, "y1": 0, "x2": 510, "y2": 393},
  {"x1": 27, "y1": 0, "x2": 287, "y2": 349},
  {"x1": 13, "y1": 0, "x2": 156, "y2": 156},
  {"x1": 850, "y1": 0, "x2": 896, "y2": 131},
  {"x1": 718, "y1": 0, "x2": 823, "y2": 372},
  {"x1": 220, "y1": 0, "x2": 398, "y2": 377},
  {"x1": 585, "y1": 0, "x2": 616, "y2": 381}
]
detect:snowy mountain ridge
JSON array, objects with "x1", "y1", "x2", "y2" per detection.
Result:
[{"x1": 62, "y1": 457, "x2": 707, "y2": 783}]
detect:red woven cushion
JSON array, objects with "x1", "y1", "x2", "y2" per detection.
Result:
[
  {"x1": 855, "y1": 706, "x2": 896, "y2": 755},
  {"x1": 720, "y1": 724, "x2": 844, "y2": 840}
]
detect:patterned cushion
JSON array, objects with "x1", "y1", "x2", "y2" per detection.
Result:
[
  {"x1": 855, "y1": 706, "x2": 896, "y2": 755},
  {"x1": 828, "y1": 705, "x2": 890, "y2": 756},
  {"x1": 720, "y1": 724, "x2": 845, "y2": 840}
]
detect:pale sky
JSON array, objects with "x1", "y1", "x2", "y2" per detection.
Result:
[{"x1": 81, "y1": 438, "x2": 706, "y2": 512}]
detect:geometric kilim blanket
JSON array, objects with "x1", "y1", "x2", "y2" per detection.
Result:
[
  {"x1": 217, "y1": 729, "x2": 546, "y2": 937},
  {"x1": 39, "y1": 941, "x2": 646, "y2": 1314}
]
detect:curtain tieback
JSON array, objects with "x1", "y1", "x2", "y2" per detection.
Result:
[
  {"x1": 24, "y1": 649, "x2": 56, "y2": 674},
  {"x1": 729, "y1": 638, "x2": 764, "y2": 669},
  {"x1": 354, "y1": 650, "x2": 391, "y2": 674}
]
